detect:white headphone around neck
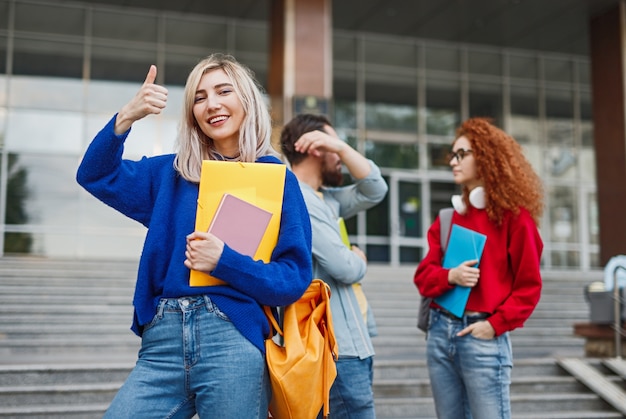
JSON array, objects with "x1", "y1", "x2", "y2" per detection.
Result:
[{"x1": 451, "y1": 186, "x2": 486, "y2": 214}]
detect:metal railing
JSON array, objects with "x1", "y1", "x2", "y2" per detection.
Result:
[{"x1": 612, "y1": 265, "x2": 626, "y2": 358}]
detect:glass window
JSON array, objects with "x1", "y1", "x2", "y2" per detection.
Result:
[
  {"x1": 430, "y1": 181, "x2": 458, "y2": 223},
  {"x1": 3, "y1": 153, "x2": 33, "y2": 254},
  {"x1": 365, "y1": 71, "x2": 417, "y2": 132},
  {"x1": 9, "y1": 76, "x2": 84, "y2": 111},
  {"x1": 333, "y1": 34, "x2": 357, "y2": 63},
  {"x1": 469, "y1": 82, "x2": 502, "y2": 126},
  {"x1": 366, "y1": 244, "x2": 389, "y2": 263},
  {"x1": 91, "y1": 45, "x2": 157, "y2": 82},
  {"x1": 551, "y1": 250, "x2": 579, "y2": 268},
  {"x1": 509, "y1": 54, "x2": 538, "y2": 80},
  {"x1": 236, "y1": 23, "x2": 268, "y2": 56},
  {"x1": 549, "y1": 186, "x2": 578, "y2": 243},
  {"x1": 92, "y1": 9, "x2": 157, "y2": 43},
  {"x1": 428, "y1": 142, "x2": 453, "y2": 169},
  {"x1": 0, "y1": 1, "x2": 7, "y2": 30},
  {"x1": 468, "y1": 49, "x2": 502, "y2": 76},
  {"x1": 13, "y1": 38, "x2": 83, "y2": 78},
  {"x1": 425, "y1": 78, "x2": 460, "y2": 136},
  {"x1": 0, "y1": 35, "x2": 6, "y2": 74},
  {"x1": 588, "y1": 191, "x2": 599, "y2": 245},
  {"x1": 164, "y1": 52, "x2": 202, "y2": 86},
  {"x1": 401, "y1": 246, "x2": 422, "y2": 264},
  {"x1": 399, "y1": 181, "x2": 422, "y2": 238},
  {"x1": 544, "y1": 57, "x2": 572, "y2": 84},
  {"x1": 15, "y1": 2, "x2": 85, "y2": 36},
  {"x1": 365, "y1": 141, "x2": 418, "y2": 169},
  {"x1": 580, "y1": 90, "x2": 593, "y2": 147},
  {"x1": 364, "y1": 39, "x2": 416, "y2": 68},
  {"x1": 577, "y1": 60, "x2": 591, "y2": 85},
  {"x1": 6, "y1": 109, "x2": 83, "y2": 154},
  {"x1": 510, "y1": 84, "x2": 540, "y2": 145},
  {"x1": 165, "y1": 16, "x2": 227, "y2": 50},
  {"x1": 425, "y1": 45, "x2": 460, "y2": 73},
  {"x1": 333, "y1": 67, "x2": 357, "y2": 129}
]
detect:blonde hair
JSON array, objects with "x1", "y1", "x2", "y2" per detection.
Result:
[{"x1": 174, "y1": 54, "x2": 277, "y2": 182}]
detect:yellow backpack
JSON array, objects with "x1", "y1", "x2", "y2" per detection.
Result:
[{"x1": 264, "y1": 279, "x2": 338, "y2": 419}]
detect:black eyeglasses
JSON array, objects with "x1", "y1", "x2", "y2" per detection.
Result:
[{"x1": 448, "y1": 148, "x2": 473, "y2": 162}]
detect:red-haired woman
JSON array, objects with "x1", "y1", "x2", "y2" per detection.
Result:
[{"x1": 414, "y1": 118, "x2": 543, "y2": 419}]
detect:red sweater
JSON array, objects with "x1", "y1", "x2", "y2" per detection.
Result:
[{"x1": 414, "y1": 206, "x2": 543, "y2": 336}]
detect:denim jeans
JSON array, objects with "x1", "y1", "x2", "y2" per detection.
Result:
[
  {"x1": 317, "y1": 356, "x2": 375, "y2": 419},
  {"x1": 426, "y1": 308, "x2": 512, "y2": 419},
  {"x1": 104, "y1": 295, "x2": 270, "y2": 419}
]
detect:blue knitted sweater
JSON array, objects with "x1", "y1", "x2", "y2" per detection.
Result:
[{"x1": 76, "y1": 115, "x2": 312, "y2": 353}]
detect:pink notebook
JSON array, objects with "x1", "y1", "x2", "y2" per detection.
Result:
[{"x1": 208, "y1": 193, "x2": 273, "y2": 257}]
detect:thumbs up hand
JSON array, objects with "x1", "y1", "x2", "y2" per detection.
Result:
[{"x1": 114, "y1": 65, "x2": 169, "y2": 135}]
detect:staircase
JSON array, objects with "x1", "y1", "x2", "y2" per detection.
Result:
[{"x1": 0, "y1": 257, "x2": 624, "y2": 418}]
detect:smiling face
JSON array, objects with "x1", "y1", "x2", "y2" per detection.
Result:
[
  {"x1": 192, "y1": 68, "x2": 245, "y2": 156},
  {"x1": 450, "y1": 135, "x2": 481, "y2": 189}
]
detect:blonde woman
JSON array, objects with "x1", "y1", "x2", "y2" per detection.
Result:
[{"x1": 77, "y1": 54, "x2": 312, "y2": 418}]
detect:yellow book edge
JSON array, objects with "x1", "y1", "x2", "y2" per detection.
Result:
[{"x1": 190, "y1": 160, "x2": 286, "y2": 287}]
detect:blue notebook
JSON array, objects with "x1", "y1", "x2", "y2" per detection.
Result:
[{"x1": 434, "y1": 224, "x2": 487, "y2": 318}]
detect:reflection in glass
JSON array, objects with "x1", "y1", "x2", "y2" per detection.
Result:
[
  {"x1": 549, "y1": 186, "x2": 578, "y2": 242},
  {"x1": 3, "y1": 154, "x2": 33, "y2": 254},
  {"x1": 399, "y1": 181, "x2": 421, "y2": 238},
  {"x1": 365, "y1": 141, "x2": 418, "y2": 169},
  {"x1": 365, "y1": 102, "x2": 417, "y2": 132},
  {"x1": 365, "y1": 73, "x2": 417, "y2": 132}
]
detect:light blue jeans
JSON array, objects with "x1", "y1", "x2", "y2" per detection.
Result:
[
  {"x1": 104, "y1": 295, "x2": 270, "y2": 419},
  {"x1": 317, "y1": 356, "x2": 375, "y2": 419},
  {"x1": 426, "y1": 308, "x2": 512, "y2": 419}
]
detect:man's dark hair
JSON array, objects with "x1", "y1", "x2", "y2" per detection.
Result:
[{"x1": 280, "y1": 113, "x2": 332, "y2": 166}]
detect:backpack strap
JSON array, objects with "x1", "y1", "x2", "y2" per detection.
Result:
[{"x1": 439, "y1": 207, "x2": 454, "y2": 252}]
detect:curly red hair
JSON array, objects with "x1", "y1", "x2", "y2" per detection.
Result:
[{"x1": 454, "y1": 118, "x2": 544, "y2": 226}]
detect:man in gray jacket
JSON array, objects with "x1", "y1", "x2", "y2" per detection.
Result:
[{"x1": 280, "y1": 113, "x2": 388, "y2": 419}]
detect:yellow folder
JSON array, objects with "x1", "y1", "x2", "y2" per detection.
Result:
[
  {"x1": 338, "y1": 217, "x2": 369, "y2": 322},
  {"x1": 190, "y1": 160, "x2": 287, "y2": 287}
]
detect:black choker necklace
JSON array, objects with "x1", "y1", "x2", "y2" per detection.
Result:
[{"x1": 215, "y1": 152, "x2": 240, "y2": 162}]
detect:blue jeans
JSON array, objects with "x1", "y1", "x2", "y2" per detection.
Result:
[
  {"x1": 317, "y1": 356, "x2": 375, "y2": 419},
  {"x1": 104, "y1": 295, "x2": 270, "y2": 419},
  {"x1": 426, "y1": 309, "x2": 512, "y2": 419}
]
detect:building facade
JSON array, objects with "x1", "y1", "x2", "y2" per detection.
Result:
[{"x1": 0, "y1": 0, "x2": 602, "y2": 270}]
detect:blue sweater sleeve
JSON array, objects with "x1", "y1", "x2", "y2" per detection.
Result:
[
  {"x1": 76, "y1": 114, "x2": 158, "y2": 227},
  {"x1": 210, "y1": 167, "x2": 313, "y2": 307}
]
